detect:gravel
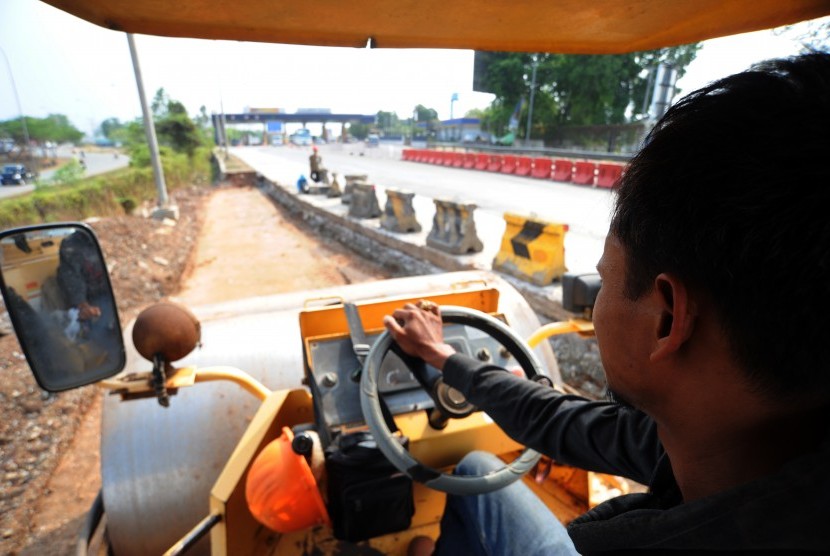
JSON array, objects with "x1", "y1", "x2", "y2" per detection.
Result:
[{"x1": 0, "y1": 186, "x2": 209, "y2": 555}]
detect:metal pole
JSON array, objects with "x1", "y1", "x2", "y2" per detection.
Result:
[
  {"x1": 525, "y1": 56, "x2": 538, "y2": 143},
  {"x1": 0, "y1": 46, "x2": 30, "y2": 157},
  {"x1": 127, "y1": 33, "x2": 169, "y2": 208}
]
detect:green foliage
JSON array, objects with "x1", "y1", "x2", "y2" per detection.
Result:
[
  {"x1": 48, "y1": 159, "x2": 86, "y2": 186},
  {"x1": 475, "y1": 45, "x2": 701, "y2": 139},
  {"x1": 348, "y1": 122, "x2": 370, "y2": 140},
  {"x1": 156, "y1": 112, "x2": 203, "y2": 156},
  {"x1": 0, "y1": 148, "x2": 213, "y2": 228},
  {"x1": 376, "y1": 111, "x2": 400, "y2": 134},
  {"x1": 99, "y1": 118, "x2": 126, "y2": 142},
  {"x1": 775, "y1": 19, "x2": 830, "y2": 52},
  {"x1": 414, "y1": 105, "x2": 438, "y2": 123},
  {"x1": 111, "y1": 89, "x2": 212, "y2": 167},
  {"x1": 0, "y1": 114, "x2": 84, "y2": 144}
]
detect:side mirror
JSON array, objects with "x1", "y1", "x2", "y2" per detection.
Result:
[
  {"x1": 0, "y1": 224, "x2": 125, "y2": 391},
  {"x1": 562, "y1": 273, "x2": 602, "y2": 317}
]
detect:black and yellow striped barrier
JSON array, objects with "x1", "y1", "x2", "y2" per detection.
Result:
[
  {"x1": 493, "y1": 213, "x2": 568, "y2": 286},
  {"x1": 381, "y1": 189, "x2": 422, "y2": 233},
  {"x1": 426, "y1": 199, "x2": 483, "y2": 255}
]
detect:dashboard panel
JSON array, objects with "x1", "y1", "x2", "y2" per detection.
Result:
[{"x1": 307, "y1": 323, "x2": 515, "y2": 429}]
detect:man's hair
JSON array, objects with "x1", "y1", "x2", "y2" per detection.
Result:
[{"x1": 611, "y1": 52, "x2": 830, "y2": 402}]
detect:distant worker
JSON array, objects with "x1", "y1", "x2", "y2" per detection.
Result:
[{"x1": 309, "y1": 146, "x2": 329, "y2": 184}]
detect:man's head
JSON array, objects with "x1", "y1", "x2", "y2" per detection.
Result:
[{"x1": 609, "y1": 52, "x2": 830, "y2": 404}]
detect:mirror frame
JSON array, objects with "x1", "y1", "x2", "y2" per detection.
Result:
[{"x1": 0, "y1": 222, "x2": 126, "y2": 392}]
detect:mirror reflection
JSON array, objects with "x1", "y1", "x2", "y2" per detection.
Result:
[{"x1": 0, "y1": 225, "x2": 125, "y2": 391}]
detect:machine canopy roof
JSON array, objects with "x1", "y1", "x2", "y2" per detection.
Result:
[{"x1": 42, "y1": 0, "x2": 830, "y2": 53}]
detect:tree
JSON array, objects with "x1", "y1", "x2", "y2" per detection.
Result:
[
  {"x1": 414, "y1": 105, "x2": 438, "y2": 123},
  {"x1": 151, "y1": 88, "x2": 172, "y2": 118},
  {"x1": 474, "y1": 45, "x2": 701, "y2": 137},
  {"x1": 348, "y1": 122, "x2": 370, "y2": 140},
  {"x1": 376, "y1": 111, "x2": 399, "y2": 134},
  {"x1": 156, "y1": 112, "x2": 202, "y2": 156},
  {"x1": 775, "y1": 19, "x2": 830, "y2": 52},
  {"x1": 117, "y1": 90, "x2": 210, "y2": 165},
  {"x1": 99, "y1": 118, "x2": 125, "y2": 142},
  {"x1": 0, "y1": 114, "x2": 84, "y2": 145}
]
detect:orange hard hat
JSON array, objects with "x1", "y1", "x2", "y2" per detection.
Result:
[
  {"x1": 245, "y1": 427, "x2": 331, "y2": 533},
  {"x1": 312, "y1": 146, "x2": 318, "y2": 152}
]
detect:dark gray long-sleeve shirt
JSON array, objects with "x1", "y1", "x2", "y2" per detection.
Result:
[{"x1": 443, "y1": 353, "x2": 830, "y2": 554}]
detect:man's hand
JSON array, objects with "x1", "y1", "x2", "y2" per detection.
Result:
[
  {"x1": 383, "y1": 300, "x2": 456, "y2": 370},
  {"x1": 77, "y1": 302, "x2": 101, "y2": 321}
]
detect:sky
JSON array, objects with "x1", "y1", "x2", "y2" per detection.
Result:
[{"x1": 0, "y1": 0, "x2": 825, "y2": 137}]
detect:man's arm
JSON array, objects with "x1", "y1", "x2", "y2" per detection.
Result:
[
  {"x1": 383, "y1": 302, "x2": 664, "y2": 484},
  {"x1": 444, "y1": 353, "x2": 663, "y2": 484}
]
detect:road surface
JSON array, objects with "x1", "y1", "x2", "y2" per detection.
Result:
[
  {"x1": 230, "y1": 143, "x2": 614, "y2": 274},
  {"x1": 0, "y1": 146, "x2": 130, "y2": 200}
]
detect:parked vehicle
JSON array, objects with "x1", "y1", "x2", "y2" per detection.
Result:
[
  {"x1": 289, "y1": 128, "x2": 312, "y2": 146},
  {"x1": 1, "y1": 164, "x2": 36, "y2": 186}
]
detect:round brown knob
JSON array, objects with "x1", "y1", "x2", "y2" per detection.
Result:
[{"x1": 132, "y1": 302, "x2": 201, "y2": 362}]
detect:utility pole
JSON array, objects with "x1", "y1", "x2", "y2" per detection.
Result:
[
  {"x1": 525, "y1": 55, "x2": 538, "y2": 143},
  {"x1": 127, "y1": 33, "x2": 177, "y2": 220},
  {"x1": 0, "y1": 46, "x2": 31, "y2": 161}
]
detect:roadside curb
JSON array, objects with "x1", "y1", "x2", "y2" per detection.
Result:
[{"x1": 256, "y1": 177, "x2": 572, "y2": 321}]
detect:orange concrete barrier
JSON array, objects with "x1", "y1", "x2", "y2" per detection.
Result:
[
  {"x1": 463, "y1": 153, "x2": 476, "y2": 169},
  {"x1": 572, "y1": 161, "x2": 597, "y2": 186},
  {"x1": 487, "y1": 155, "x2": 503, "y2": 172},
  {"x1": 531, "y1": 158, "x2": 552, "y2": 179},
  {"x1": 516, "y1": 156, "x2": 533, "y2": 176},
  {"x1": 500, "y1": 155, "x2": 518, "y2": 174},
  {"x1": 596, "y1": 163, "x2": 625, "y2": 188},
  {"x1": 475, "y1": 154, "x2": 489, "y2": 170},
  {"x1": 552, "y1": 159, "x2": 573, "y2": 182}
]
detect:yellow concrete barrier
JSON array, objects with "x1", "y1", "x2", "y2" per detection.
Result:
[
  {"x1": 426, "y1": 199, "x2": 483, "y2": 255},
  {"x1": 492, "y1": 213, "x2": 568, "y2": 286},
  {"x1": 381, "y1": 189, "x2": 422, "y2": 233}
]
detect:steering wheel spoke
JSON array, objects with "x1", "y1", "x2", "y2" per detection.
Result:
[{"x1": 360, "y1": 306, "x2": 545, "y2": 495}]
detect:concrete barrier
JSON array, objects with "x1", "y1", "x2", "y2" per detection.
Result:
[
  {"x1": 426, "y1": 199, "x2": 484, "y2": 255},
  {"x1": 342, "y1": 174, "x2": 369, "y2": 205},
  {"x1": 348, "y1": 182, "x2": 382, "y2": 219},
  {"x1": 381, "y1": 189, "x2": 422, "y2": 233},
  {"x1": 493, "y1": 213, "x2": 568, "y2": 286}
]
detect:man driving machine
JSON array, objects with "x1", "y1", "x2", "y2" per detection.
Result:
[{"x1": 386, "y1": 53, "x2": 830, "y2": 555}]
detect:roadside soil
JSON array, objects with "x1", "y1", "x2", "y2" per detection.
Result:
[{"x1": 0, "y1": 183, "x2": 390, "y2": 555}]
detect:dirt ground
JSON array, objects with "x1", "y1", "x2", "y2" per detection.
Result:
[{"x1": 0, "y1": 184, "x2": 390, "y2": 555}]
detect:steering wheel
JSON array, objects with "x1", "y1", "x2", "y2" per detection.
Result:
[{"x1": 360, "y1": 305, "x2": 545, "y2": 495}]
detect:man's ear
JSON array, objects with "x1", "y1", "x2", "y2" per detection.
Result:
[{"x1": 650, "y1": 273, "x2": 696, "y2": 362}]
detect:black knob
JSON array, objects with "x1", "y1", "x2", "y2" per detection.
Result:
[{"x1": 292, "y1": 432, "x2": 314, "y2": 455}]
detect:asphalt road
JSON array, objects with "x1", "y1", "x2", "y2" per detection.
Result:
[
  {"x1": 230, "y1": 143, "x2": 614, "y2": 273},
  {"x1": 0, "y1": 147, "x2": 130, "y2": 200}
]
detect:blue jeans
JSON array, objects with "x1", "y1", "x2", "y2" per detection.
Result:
[{"x1": 435, "y1": 451, "x2": 580, "y2": 556}]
